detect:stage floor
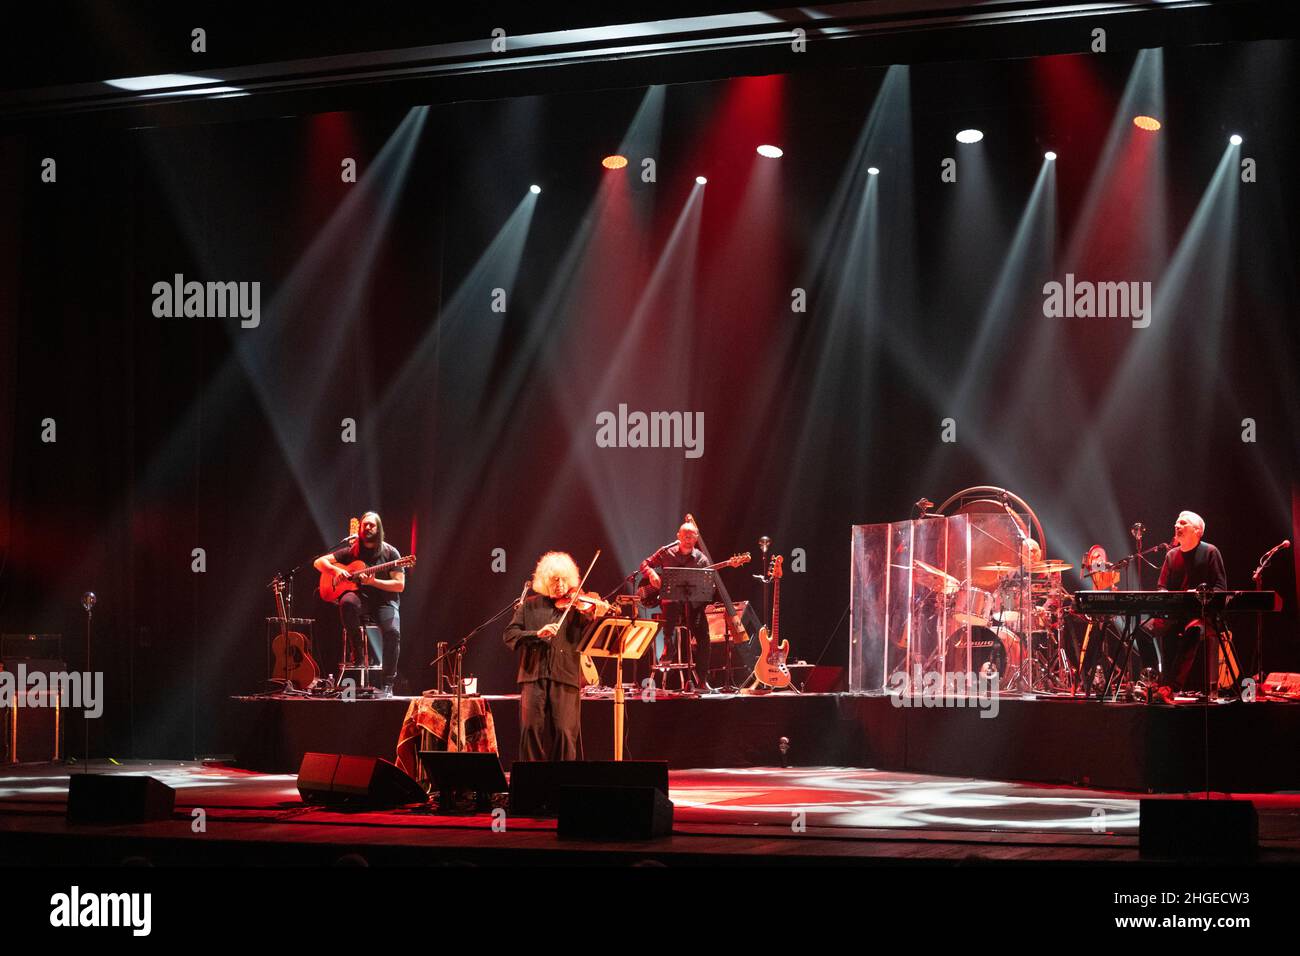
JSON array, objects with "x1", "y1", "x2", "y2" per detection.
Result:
[{"x1": 2, "y1": 761, "x2": 1299, "y2": 866}]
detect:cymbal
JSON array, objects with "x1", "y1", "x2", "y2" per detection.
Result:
[
  {"x1": 1031, "y1": 560, "x2": 1073, "y2": 573},
  {"x1": 976, "y1": 561, "x2": 1020, "y2": 573},
  {"x1": 913, "y1": 559, "x2": 960, "y2": 594}
]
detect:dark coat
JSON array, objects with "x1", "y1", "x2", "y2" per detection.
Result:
[{"x1": 503, "y1": 594, "x2": 587, "y2": 687}]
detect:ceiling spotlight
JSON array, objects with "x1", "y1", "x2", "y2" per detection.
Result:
[
  {"x1": 1229, "y1": 134, "x2": 1243, "y2": 145},
  {"x1": 696, "y1": 175, "x2": 707, "y2": 185},
  {"x1": 955, "y1": 129, "x2": 984, "y2": 144},
  {"x1": 756, "y1": 144, "x2": 783, "y2": 158},
  {"x1": 1044, "y1": 150, "x2": 1057, "y2": 161},
  {"x1": 1133, "y1": 115, "x2": 1161, "y2": 131},
  {"x1": 602, "y1": 154, "x2": 628, "y2": 169},
  {"x1": 529, "y1": 184, "x2": 541, "y2": 194},
  {"x1": 867, "y1": 167, "x2": 880, "y2": 176}
]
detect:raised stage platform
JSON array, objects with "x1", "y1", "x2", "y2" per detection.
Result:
[{"x1": 221, "y1": 692, "x2": 1300, "y2": 793}]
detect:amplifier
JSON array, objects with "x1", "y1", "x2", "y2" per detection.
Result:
[
  {"x1": 2, "y1": 690, "x2": 65, "y2": 764},
  {"x1": 1, "y1": 634, "x2": 63, "y2": 660},
  {"x1": 1262, "y1": 672, "x2": 1300, "y2": 698}
]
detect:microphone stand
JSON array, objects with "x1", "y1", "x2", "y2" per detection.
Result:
[
  {"x1": 1251, "y1": 542, "x2": 1289, "y2": 686},
  {"x1": 429, "y1": 582, "x2": 528, "y2": 753}
]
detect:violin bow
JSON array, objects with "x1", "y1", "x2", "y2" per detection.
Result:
[{"x1": 554, "y1": 549, "x2": 602, "y2": 634}]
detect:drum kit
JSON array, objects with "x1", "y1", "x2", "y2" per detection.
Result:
[{"x1": 913, "y1": 556, "x2": 1080, "y2": 693}]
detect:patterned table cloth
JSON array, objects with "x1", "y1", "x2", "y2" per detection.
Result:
[{"x1": 395, "y1": 695, "x2": 498, "y2": 788}]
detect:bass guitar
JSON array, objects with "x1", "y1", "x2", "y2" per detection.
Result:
[
  {"x1": 319, "y1": 554, "x2": 417, "y2": 603},
  {"x1": 752, "y1": 555, "x2": 790, "y2": 689}
]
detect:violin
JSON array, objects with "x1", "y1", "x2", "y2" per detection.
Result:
[{"x1": 555, "y1": 588, "x2": 615, "y2": 618}]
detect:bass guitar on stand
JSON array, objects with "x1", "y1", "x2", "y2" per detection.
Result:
[{"x1": 752, "y1": 556, "x2": 790, "y2": 689}]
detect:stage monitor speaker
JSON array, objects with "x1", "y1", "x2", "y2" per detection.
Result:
[
  {"x1": 418, "y1": 751, "x2": 508, "y2": 808},
  {"x1": 296, "y1": 752, "x2": 425, "y2": 807},
  {"x1": 1139, "y1": 799, "x2": 1258, "y2": 861},
  {"x1": 66, "y1": 774, "x2": 176, "y2": 824},
  {"x1": 558, "y1": 784, "x2": 674, "y2": 839},
  {"x1": 510, "y1": 760, "x2": 669, "y2": 816}
]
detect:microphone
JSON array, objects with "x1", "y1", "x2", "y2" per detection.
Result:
[
  {"x1": 1130, "y1": 522, "x2": 1146, "y2": 541},
  {"x1": 517, "y1": 578, "x2": 531, "y2": 606},
  {"x1": 759, "y1": 536, "x2": 771, "y2": 555},
  {"x1": 1264, "y1": 540, "x2": 1291, "y2": 560}
]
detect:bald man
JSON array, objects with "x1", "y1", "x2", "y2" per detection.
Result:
[
  {"x1": 1146, "y1": 510, "x2": 1227, "y2": 700},
  {"x1": 640, "y1": 519, "x2": 714, "y2": 693}
]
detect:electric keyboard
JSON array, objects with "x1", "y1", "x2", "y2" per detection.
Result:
[{"x1": 1073, "y1": 590, "x2": 1281, "y2": 615}]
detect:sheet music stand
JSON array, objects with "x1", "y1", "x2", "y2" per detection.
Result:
[
  {"x1": 660, "y1": 568, "x2": 718, "y2": 689},
  {"x1": 578, "y1": 617, "x2": 659, "y2": 761},
  {"x1": 660, "y1": 567, "x2": 717, "y2": 605}
]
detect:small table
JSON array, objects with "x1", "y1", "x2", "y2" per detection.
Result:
[{"x1": 395, "y1": 695, "x2": 497, "y2": 789}]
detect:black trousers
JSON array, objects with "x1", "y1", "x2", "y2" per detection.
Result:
[
  {"x1": 518, "y1": 679, "x2": 581, "y2": 761},
  {"x1": 338, "y1": 593, "x2": 400, "y2": 688},
  {"x1": 1144, "y1": 616, "x2": 1215, "y2": 691},
  {"x1": 662, "y1": 601, "x2": 711, "y2": 686}
]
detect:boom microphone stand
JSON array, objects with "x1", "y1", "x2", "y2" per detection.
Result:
[{"x1": 1252, "y1": 540, "x2": 1291, "y2": 685}]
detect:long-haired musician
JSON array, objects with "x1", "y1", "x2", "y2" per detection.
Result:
[
  {"x1": 313, "y1": 511, "x2": 405, "y2": 696},
  {"x1": 503, "y1": 551, "x2": 588, "y2": 761}
]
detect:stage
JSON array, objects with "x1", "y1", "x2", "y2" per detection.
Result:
[
  {"x1": 220, "y1": 692, "x2": 1300, "y2": 793},
  {"x1": 3, "y1": 760, "x2": 1299, "y2": 868}
]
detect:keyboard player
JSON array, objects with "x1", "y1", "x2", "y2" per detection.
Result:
[{"x1": 1144, "y1": 511, "x2": 1228, "y2": 701}]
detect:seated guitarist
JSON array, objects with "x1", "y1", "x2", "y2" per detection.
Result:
[
  {"x1": 640, "y1": 517, "x2": 714, "y2": 693},
  {"x1": 313, "y1": 511, "x2": 405, "y2": 697}
]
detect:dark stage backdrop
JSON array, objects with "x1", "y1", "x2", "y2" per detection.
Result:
[{"x1": 1, "y1": 42, "x2": 1297, "y2": 758}]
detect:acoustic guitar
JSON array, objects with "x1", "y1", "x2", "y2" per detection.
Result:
[
  {"x1": 752, "y1": 556, "x2": 790, "y2": 689},
  {"x1": 319, "y1": 554, "x2": 417, "y2": 603},
  {"x1": 270, "y1": 576, "x2": 319, "y2": 689}
]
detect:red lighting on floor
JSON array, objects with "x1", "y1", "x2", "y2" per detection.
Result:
[
  {"x1": 1132, "y1": 115, "x2": 1161, "y2": 131},
  {"x1": 602, "y1": 155, "x2": 628, "y2": 169}
]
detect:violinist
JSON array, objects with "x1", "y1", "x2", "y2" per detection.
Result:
[{"x1": 503, "y1": 551, "x2": 603, "y2": 761}]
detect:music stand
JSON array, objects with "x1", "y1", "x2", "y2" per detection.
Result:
[
  {"x1": 578, "y1": 618, "x2": 659, "y2": 760},
  {"x1": 660, "y1": 567, "x2": 717, "y2": 605},
  {"x1": 660, "y1": 567, "x2": 717, "y2": 689}
]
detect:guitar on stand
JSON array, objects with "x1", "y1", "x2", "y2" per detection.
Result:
[
  {"x1": 269, "y1": 575, "x2": 319, "y2": 690},
  {"x1": 752, "y1": 556, "x2": 791, "y2": 690}
]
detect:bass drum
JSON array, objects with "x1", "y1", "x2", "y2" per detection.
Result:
[{"x1": 945, "y1": 624, "x2": 1019, "y2": 677}]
